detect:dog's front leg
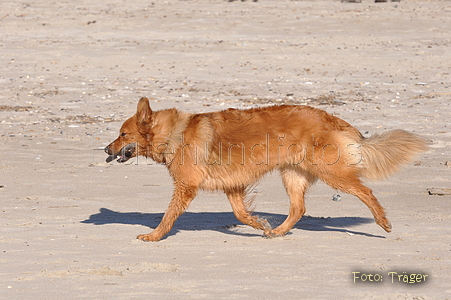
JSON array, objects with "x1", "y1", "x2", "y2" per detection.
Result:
[
  {"x1": 137, "y1": 183, "x2": 198, "y2": 242},
  {"x1": 225, "y1": 187, "x2": 273, "y2": 236}
]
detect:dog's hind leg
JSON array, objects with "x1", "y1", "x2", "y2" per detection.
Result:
[
  {"x1": 267, "y1": 168, "x2": 316, "y2": 238},
  {"x1": 137, "y1": 182, "x2": 198, "y2": 242},
  {"x1": 320, "y1": 172, "x2": 392, "y2": 233},
  {"x1": 225, "y1": 186, "x2": 272, "y2": 236}
]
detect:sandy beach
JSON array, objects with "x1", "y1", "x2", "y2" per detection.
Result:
[{"x1": 1, "y1": 0, "x2": 451, "y2": 299}]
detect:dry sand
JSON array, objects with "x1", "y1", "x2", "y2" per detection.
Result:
[{"x1": 1, "y1": 0, "x2": 451, "y2": 299}]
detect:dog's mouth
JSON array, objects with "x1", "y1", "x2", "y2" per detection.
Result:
[{"x1": 106, "y1": 143, "x2": 136, "y2": 163}]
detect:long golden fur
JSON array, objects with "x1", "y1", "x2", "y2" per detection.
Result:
[{"x1": 105, "y1": 97, "x2": 428, "y2": 241}]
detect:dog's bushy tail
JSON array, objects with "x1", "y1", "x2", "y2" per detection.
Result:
[{"x1": 359, "y1": 129, "x2": 429, "y2": 181}]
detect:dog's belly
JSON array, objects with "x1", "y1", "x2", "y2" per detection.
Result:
[{"x1": 198, "y1": 164, "x2": 276, "y2": 191}]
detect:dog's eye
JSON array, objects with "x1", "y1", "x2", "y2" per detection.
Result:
[{"x1": 121, "y1": 133, "x2": 127, "y2": 137}]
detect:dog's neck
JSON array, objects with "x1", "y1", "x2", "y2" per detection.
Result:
[{"x1": 147, "y1": 109, "x2": 193, "y2": 164}]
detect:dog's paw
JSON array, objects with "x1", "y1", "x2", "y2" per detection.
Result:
[
  {"x1": 137, "y1": 233, "x2": 161, "y2": 242},
  {"x1": 263, "y1": 230, "x2": 280, "y2": 239},
  {"x1": 377, "y1": 218, "x2": 392, "y2": 233}
]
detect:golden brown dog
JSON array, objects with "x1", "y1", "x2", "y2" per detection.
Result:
[{"x1": 105, "y1": 97, "x2": 428, "y2": 241}]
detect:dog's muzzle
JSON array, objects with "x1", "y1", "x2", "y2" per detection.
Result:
[{"x1": 105, "y1": 143, "x2": 136, "y2": 163}]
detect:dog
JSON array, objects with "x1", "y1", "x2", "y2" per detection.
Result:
[{"x1": 105, "y1": 97, "x2": 428, "y2": 241}]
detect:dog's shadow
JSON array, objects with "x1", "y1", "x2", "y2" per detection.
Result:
[{"x1": 81, "y1": 208, "x2": 385, "y2": 240}]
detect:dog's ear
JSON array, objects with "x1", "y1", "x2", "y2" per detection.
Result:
[{"x1": 136, "y1": 97, "x2": 152, "y2": 126}]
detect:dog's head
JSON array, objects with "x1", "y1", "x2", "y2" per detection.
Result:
[{"x1": 105, "y1": 97, "x2": 155, "y2": 163}]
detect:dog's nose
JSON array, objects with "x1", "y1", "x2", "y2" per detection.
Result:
[{"x1": 104, "y1": 146, "x2": 111, "y2": 155}]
